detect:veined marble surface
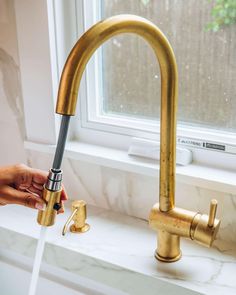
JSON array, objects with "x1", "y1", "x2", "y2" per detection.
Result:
[{"x1": 0, "y1": 204, "x2": 236, "y2": 295}]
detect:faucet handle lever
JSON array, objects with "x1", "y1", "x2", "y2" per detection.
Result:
[{"x1": 208, "y1": 199, "x2": 218, "y2": 227}]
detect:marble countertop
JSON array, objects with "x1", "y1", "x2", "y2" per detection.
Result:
[{"x1": 0, "y1": 204, "x2": 235, "y2": 295}]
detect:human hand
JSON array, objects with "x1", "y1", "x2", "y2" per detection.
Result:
[{"x1": 0, "y1": 164, "x2": 68, "y2": 212}]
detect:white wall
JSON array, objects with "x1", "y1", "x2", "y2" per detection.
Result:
[{"x1": 0, "y1": 0, "x2": 26, "y2": 165}]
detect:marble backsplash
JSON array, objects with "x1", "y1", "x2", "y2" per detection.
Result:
[{"x1": 26, "y1": 150, "x2": 236, "y2": 246}]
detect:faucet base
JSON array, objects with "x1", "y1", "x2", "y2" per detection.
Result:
[
  {"x1": 155, "y1": 250, "x2": 182, "y2": 263},
  {"x1": 156, "y1": 230, "x2": 181, "y2": 262}
]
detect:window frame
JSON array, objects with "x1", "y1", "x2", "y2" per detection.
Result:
[{"x1": 75, "y1": 0, "x2": 236, "y2": 170}]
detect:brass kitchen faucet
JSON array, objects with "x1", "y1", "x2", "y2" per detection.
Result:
[{"x1": 37, "y1": 15, "x2": 220, "y2": 262}]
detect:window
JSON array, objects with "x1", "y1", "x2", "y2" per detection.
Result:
[
  {"x1": 71, "y1": 0, "x2": 236, "y2": 169},
  {"x1": 100, "y1": 0, "x2": 236, "y2": 132}
]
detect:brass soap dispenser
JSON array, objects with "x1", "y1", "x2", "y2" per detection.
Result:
[{"x1": 62, "y1": 200, "x2": 90, "y2": 235}]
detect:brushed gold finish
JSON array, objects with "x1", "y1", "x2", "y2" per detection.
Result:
[
  {"x1": 62, "y1": 200, "x2": 90, "y2": 235},
  {"x1": 54, "y1": 14, "x2": 220, "y2": 263},
  {"x1": 149, "y1": 202, "x2": 220, "y2": 261},
  {"x1": 56, "y1": 14, "x2": 177, "y2": 213},
  {"x1": 191, "y1": 211, "x2": 220, "y2": 247},
  {"x1": 208, "y1": 199, "x2": 217, "y2": 227},
  {"x1": 149, "y1": 204, "x2": 197, "y2": 238},
  {"x1": 156, "y1": 231, "x2": 181, "y2": 262},
  {"x1": 37, "y1": 187, "x2": 62, "y2": 226}
]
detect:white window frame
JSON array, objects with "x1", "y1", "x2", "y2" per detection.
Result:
[
  {"x1": 74, "y1": 0, "x2": 236, "y2": 171},
  {"x1": 16, "y1": 0, "x2": 236, "y2": 179}
]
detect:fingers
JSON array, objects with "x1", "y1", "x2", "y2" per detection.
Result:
[
  {"x1": 32, "y1": 182, "x2": 44, "y2": 190},
  {"x1": 19, "y1": 182, "x2": 44, "y2": 192},
  {"x1": 0, "y1": 185, "x2": 45, "y2": 209},
  {"x1": 12, "y1": 164, "x2": 47, "y2": 190},
  {"x1": 0, "y1": 164, "x2": 68, "y2": 214},
  {"x1": 12, "y1": 165, "x2": 46, "y2": 198},
  {"x1": 56, "y1": 186, "x2": 68, "y2": 214},
  {"x1": 61, "y1": 185, "x2": 68, "y2": 201},
  {"x1": 0, "y1": 164, "x2": 48, "y2": 189},
  {"x1": 19, "y1": 185, "x2": 43, "y2": 198},
  {"x1": 57, "y1": 202, "x2": 65, "y2": 214},
  {"x1": 57, "y1": 187, "x2": 66, "y2": 214},
  {"x1": 30, "y1": 168, "x2": 48, "y2": 186},
  {"x1": 0, "y1": 184, "x2": 67, "y2": 214}
]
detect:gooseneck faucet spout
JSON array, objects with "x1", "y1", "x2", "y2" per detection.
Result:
[
  {"x1": 56, "y1": 13, "x2": 178, "y2": 213},
  {"x1": 38, "y1": 14, "x2": 177, "y2": 226},
  {"x1": 37, "y1": 14, "x2": 220, "y2": 263}
]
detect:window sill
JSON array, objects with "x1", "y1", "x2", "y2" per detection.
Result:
[{"x1": 24, "y1": 140, "x2": 236, "y2": 194}]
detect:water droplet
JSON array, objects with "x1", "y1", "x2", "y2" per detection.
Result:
[
  {"x1": 113, "y1": 39, "x2": 121, "y2": 48},
  {"x1": 154, "y1": 74, "x2": 159, "y2": 79}
]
